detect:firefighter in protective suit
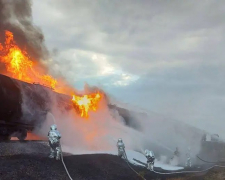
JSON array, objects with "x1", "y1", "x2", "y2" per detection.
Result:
[
  {"x1": 185, "y1": 147, "x2": 192, "y2": 167},
  {"x1": 170, "y1": 147, "x2": 180, "y2": 164},
  {"x1": 48, "y1": 124, "x2": 62, "y2": 160},
  {"x1": 145, "y1": 149, "x2": 155, "y2": 171},
  {"x1": 174, "y1": 147, "x2": 180, "y2": 158},
  {"x1": 117, "y1": 138, "x2": 126, "y2": 159}
]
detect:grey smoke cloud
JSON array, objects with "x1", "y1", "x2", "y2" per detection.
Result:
[
  {"x1": 32, "y1": 0, "x2": 225, "y2": 137},
  {"x1": 0, "y1": 0, "x2": 48, "y2": 62}
]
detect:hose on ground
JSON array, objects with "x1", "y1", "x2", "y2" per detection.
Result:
[
  {"x1": 153, "y1": 164, "x2": 225, "y2": 175},
  {"x1": 152, "y1": 165, "x2": 215, "y2": 175},
  {"x1": 196, "y1": 155, "x2": 225, "y2": 164},
  {"x1": 123, "y1": 150, "x2": 147, "y2": 180},
  {"x1": 49, "y1": 112, "x2": 225, "y2": 178},
  {"x1": 60, "y1": 144, "x2": 73, "y2": 180},
  {"x1": 132, "y1": 155, "x2": 225, "y2": 175},
  {"x1": 48, "y1": 112, "x2": 73, "y2": 180}
]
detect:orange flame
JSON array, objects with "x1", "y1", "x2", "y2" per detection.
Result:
[
  {"x1": 0, "y1": 30, "x2": 57, "y2": 89},
  {"x1": 72, "y1": 92, "x2": 102, "y2": 118},
  {"x1": 0, "y1": 30, "x2": 103, "y2": 118}
]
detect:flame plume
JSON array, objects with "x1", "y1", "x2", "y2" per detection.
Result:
[
  {"x1": 72, "y1": 92, "x2": 102, "y2": 118},
  {"x1": 0, "y1": 30, "x2": 57, "y2": 89},
  {"x1": 0, "y1": 30, "x2": 103, "y2": 118}
]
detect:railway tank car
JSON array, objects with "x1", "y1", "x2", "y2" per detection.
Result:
[{"x1": 0, "y1": 73, "x2": 71, "y2": 141}]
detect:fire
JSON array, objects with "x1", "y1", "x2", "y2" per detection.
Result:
[
  {"x1": 0, "y1": 30, "x2": 57, "y2": 89},
  {"x1": 0, "y1": 30, "x2": 103, "y2": 118},
  {"x1": 72, "y1": 92, "x2": 102, "y2": 118}
]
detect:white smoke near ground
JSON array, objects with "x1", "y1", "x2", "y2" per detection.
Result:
[
  {"x1": 35, "y1": 88, "x2": 145, "y2": 154},
  {"x1": 169, "y1": 156, "x2": 179, "y2": 166},
  {"x1": 0, "y1": 0, "x2": 206, "y2": 168},
  {"x1": 30, "y1": 86, "x2": 204, "y2": 166},
  {"x1": 130, "y1": 111, "x2": 203, "y2": 165}
]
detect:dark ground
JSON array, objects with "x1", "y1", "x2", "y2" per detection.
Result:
[{"x1": 0, "y1": 141, "x2": 222, "y2": 180}]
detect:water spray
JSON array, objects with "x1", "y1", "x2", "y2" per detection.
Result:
[{"x1": 47, "y1": 112, "x2": 56, "y2": 124}]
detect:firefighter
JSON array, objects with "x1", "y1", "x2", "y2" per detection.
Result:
[
  {"x1": 185, "y1": 147, "x2": 192, "y2": 167},
  {"x1": 48, "y1": 124, "x2": 62, "y2": 160},
  {"x1": 171, "y1": 147, "x2": 180, "y2": 162},
  {"x1": 145, "y1": 149, "x2": 155, "y2": 171},
  {"x1": 174, "y1": 147, "x2": 180, "y2": 157},
  {"x1": 117, "y1": 138, "x2": 126, "y2": 159},
  {"x1": 202, "y1": 133, "x2": 207, "y2": 142}
]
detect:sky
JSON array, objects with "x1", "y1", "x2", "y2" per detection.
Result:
[{"x1": 31, "y1": 0, "x2": 225, "y2": 135}]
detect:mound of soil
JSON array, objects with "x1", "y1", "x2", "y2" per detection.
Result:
[{"x1": 0, "y1": 141, "x2": 222, "y2": 180}]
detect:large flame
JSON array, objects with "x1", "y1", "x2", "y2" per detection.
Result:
[
  {"x1": 0, "y1": 30, "x2": 103, "y2": 118},
  {"x1": 72, "y1": 92, "x2": 102, "y2": 118},
  {"x1": 0, "y1": 30, "x2": 57, "y2": 89}
]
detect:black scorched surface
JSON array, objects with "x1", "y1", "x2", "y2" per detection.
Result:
[
  {"x1": 0, "y1": 141, "x2": 191, "y2": 180},
  {"x1": 0, "y1": 74, "x2": 50, "y2": 125},
  {"x1": 0, "y1": 74, "x2": 22, "y2": 122}
]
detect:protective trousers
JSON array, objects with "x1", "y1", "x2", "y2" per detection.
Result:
[{"x1": 49, "y1": 141, "x2": 61, "y2": 160}]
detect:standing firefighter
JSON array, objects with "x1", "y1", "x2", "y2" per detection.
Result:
[
  {"x1": 186, "y1": 147, "x2": 192, "y2": 167},
  {"x1": 170, "y1": 147, "x2": 180, "y2": 164},
  {"x1": 174, "y1": 147, "x2": 180, "y2": 157},
  {"x1": 117, "y1": 138, "x2": 126, "y2": 159},
  {"x1": 48, "y1": 124, "x2": 62, "y2": 160},
  {"x1": 145, "y1": 149, "x2": 155, "y2": 171}
]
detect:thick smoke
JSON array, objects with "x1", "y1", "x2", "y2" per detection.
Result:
[
  {"x1": 31, "y1": 86, "x2": 203, "y2": 166},
  {"x1": 0, "y1": 0, "x2": 206, "y2": 167},
  {"x1": 40, "y1": 95, "x2": 145, "y2": 153},
  {"x1": 0, "y1": 0, "x2": 48, "y2": 62}
]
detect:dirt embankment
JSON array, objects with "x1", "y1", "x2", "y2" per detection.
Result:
[{"x1": 0, "y1": 141, "x2": 225, "y2": 180}]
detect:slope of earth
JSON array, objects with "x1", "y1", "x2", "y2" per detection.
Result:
[
  {"x1": 0, "y1": 141, "x2": 158, "y2": 180},
  {"x1": 167, "y1": 167, "x2": 225, "y2": 180},
  {"x1": 0, "y1": 141, "x2": 224, "y2": 180},
  {"x1": 110, "y1": 104, "x2": 206, "y2": 158}
]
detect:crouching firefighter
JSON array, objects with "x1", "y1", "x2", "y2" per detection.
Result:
[
  {"x1": 117, "y1": 138, "x2": 126, "y2": 159},
  {"x1": 145, "y1": 149, "x2": 155, "y2": 171},
  {"x1": 48, "y1": 124, "x2": 62, "y2": 160}
]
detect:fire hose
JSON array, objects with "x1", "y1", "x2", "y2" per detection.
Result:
[
  {"x1": 49, "y1": 113, "x2": 225, "y2": 178},
  {"x1": 132, "y1": 158, "x2": 225, "y2": 175},
  {"x1": 133, "y1": 158, "x2": 225, "y2": 175},
  {"x1": 152, "y1": 166, "x2": 215, "y2": 175},
  {"x1": 58, "y1": 146, "x2": 225, "y2": 179},
  {"x1": 196, "y1": 155, "x2": 225, "y2": 164},
  {"x1": 48, "y1": 112, "x2": 73, "y2": 180},
  {"x1": 152, "y1": 164, "x2": 225, "y2": 175},
  {"x1": 121, "y1": 148, "x2": 217, "y2": 178},
  {"x1": 123, "y1": 149, "x2": 147, "y2": 180},
  {"x1": 60, "y1": 144, "x2": 73, "y2": 180}
]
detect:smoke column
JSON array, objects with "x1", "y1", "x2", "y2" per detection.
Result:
[
  {"x1": 0, "y1": 0, "x2": 48, "y2": 66},
  {"x1": 0, "y1": 0, "x2": 204, "y2": 166}
]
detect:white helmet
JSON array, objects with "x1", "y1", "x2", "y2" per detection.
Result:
[
  {"x1": 118, "y1": 138, "x2": 123, "y2": 143},
  {"x1": 149, "y1": 151, "x2": 155, "y2": 158},
  {"x1": 50, "y1": 124, "x2": 57, "y2": 130},
  {"x1": 145, "y1": 149, "x2": 149, "y2": 155}
]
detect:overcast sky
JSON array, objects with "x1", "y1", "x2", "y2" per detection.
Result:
[{"x1": 32, "y1": 0, "x2": 225, "y2": 136}]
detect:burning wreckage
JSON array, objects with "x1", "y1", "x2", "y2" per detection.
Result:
[
  {"x1": 0, "y1": 72, "x2": 139, "y2": 141},
  {"x1": 0, "y1": 73, "x2": 109, "y2": 141},
  {"x1": 0, "y1": 30, "x2": 106, "y2": 141},
  {"x1": 0, "y1": 30, "x2": 135, "y2": 142},
  {"x1": 1, "y1": 71, "x2": 225, "y2": 164},
  {"x1": 0, "y1": 73, "x2": 64, "y2": 140},
  {"x1": 0, "y1": 15, "x2": 224, "y2": 179},
  {"x1": 1, "y1": 2, "x2": 225, "y2": 179}
]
